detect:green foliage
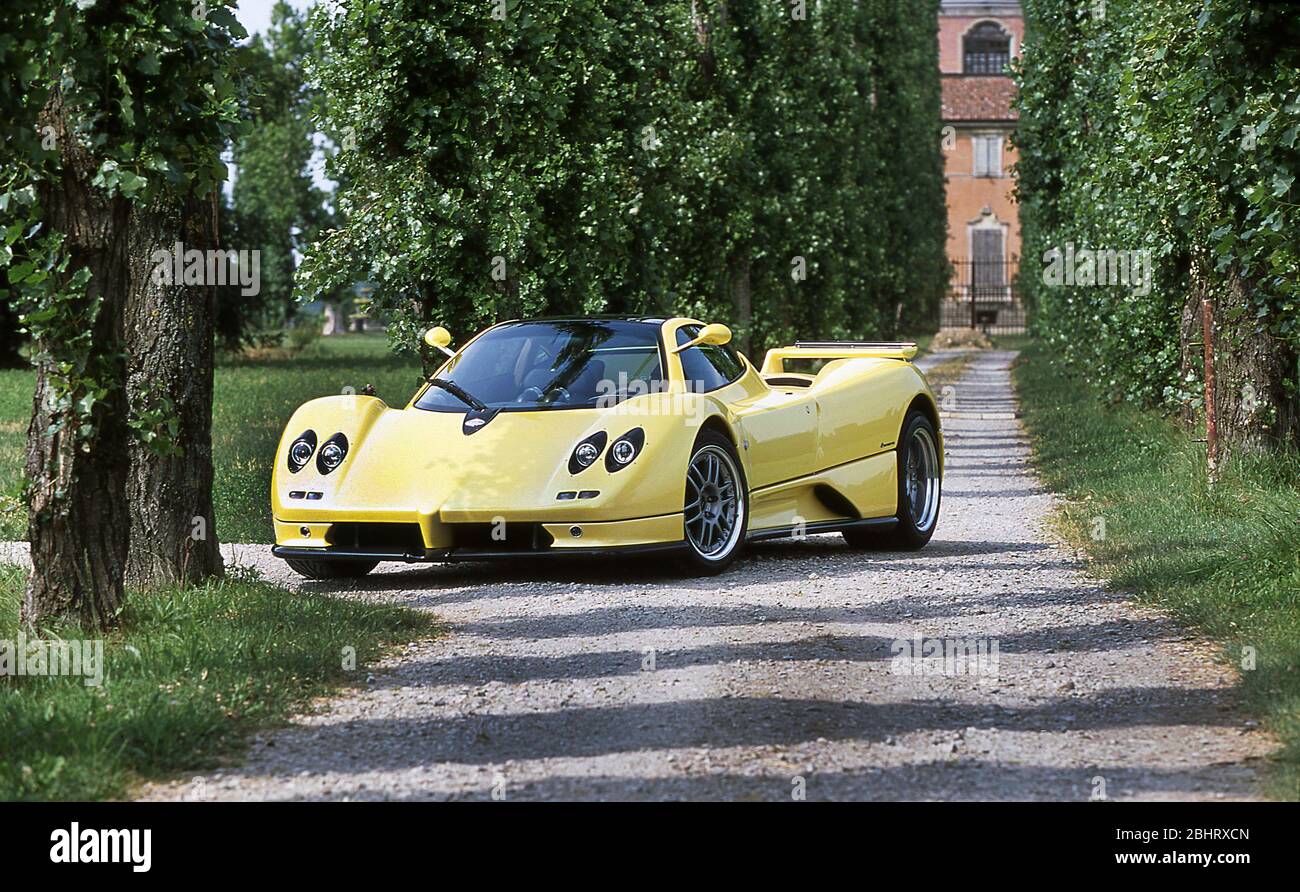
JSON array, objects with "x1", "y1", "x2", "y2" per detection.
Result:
[
  {"x1": 1015, "y1": 0, "x2": 1300, "y2": 408},
  {"x1": 0, "y1": 562, "x2": 438, "y2": 800},
  {"x1": 0, "y1": 1, "x2": 247, "y2": 448},
  {"x1": 1, "y1": 1, "x2": 245, "y2": 211},
  {"x1": 297, "y1": 0, "x2": 947, "y2": 355},
  {"x1": 1015, "y1": 341, "x2": 1300, "y2": 799},
  {"x1": 221, "y1": 1, "x2": 334, "y2": 343},
  {"x1": 10, "y1": 227, "x2": 108, "y2": 444}
]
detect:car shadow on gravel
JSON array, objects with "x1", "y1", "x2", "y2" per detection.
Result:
[{"x1": 284, "y1": 536, "x2": 1079, "y2": 609}]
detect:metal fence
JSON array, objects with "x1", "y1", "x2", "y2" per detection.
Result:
[{"x1": 939, "y1": 259, "x2": 1027, "y2": 334}]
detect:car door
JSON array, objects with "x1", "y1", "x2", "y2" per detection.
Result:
[
  {"x1": 674, "y1": 324, "x2": 820, "y2": 488},
  {"x1": 731, "y1": 385, "x2": 821, "y2": 489}
]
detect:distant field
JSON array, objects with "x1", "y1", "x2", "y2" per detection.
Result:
[{"x1": 0, "y1": 334, "x2": 422, "y2": 544}]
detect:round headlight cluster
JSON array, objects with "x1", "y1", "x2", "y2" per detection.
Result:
[
  {"x1": 604, "y1": 428, "x2": 645, "y2": 472},
  {"x1": 287, "y1": 430, "x2": 317, "y2": 473},
  {"x1": 610, "y1": 439, "x2": 636, "y2": 465},
  {"x1": 316, "y1": 433, "x2": 349, "y2": 474},
  {"x1": 568, "y1": 431, "x2": 609, "y2": 474}
]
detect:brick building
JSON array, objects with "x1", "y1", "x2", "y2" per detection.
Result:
[{"x1": 938, "y1": 1, "x2": 1023, "y2": 328}]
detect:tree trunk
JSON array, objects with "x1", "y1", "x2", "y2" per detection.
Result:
[
  {"x1": 1180, "y1": 263, "x2": 1300, "y2": 457},
  {"x1": 121, "y1": 191, "x2": 224, "y2": 588},
  {"x1": 24, "y1": 99, "x2": 132, "y2": 630},
  {"x1": 730, "y1": 255, "x2": 752, "y2": 356}
]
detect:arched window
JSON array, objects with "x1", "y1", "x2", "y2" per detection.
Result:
[{"x1": 963, "y1": 21, "x2": 1011, "y2": 75}]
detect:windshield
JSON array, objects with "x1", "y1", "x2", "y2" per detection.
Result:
[{"x1": 414, "y1": 320, "x2": 664, "y2": 412}]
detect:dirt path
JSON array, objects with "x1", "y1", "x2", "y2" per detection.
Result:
[{"x1": 131, "y1": 350, "x2": 1272, "y2": 800}]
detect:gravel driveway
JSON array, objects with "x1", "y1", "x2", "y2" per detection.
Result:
[{"x1": 134, "y1": 350, "x2": 1272, "y2": 801}]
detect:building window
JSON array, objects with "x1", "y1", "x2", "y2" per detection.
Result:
[
  {"x1": 963, "y1": 22, "x2": 1011, "y2": 75},
  {"x1": 972, "y1": 135, "x2": 1003, "y2": 177}
]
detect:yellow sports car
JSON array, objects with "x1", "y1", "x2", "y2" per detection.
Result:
[{"x1": 270, "y1": 316, "x2": 942, "y2": 578}]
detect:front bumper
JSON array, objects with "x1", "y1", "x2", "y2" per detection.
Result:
[
  {"x1": 272, "y1": 511, "x2": 686, "y2": 563},
  {"x1": 271, "y1": 540, "x2": 687, "y2": 563}
]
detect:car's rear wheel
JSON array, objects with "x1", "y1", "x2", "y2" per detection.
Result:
[
  {"x1": 844, "y1": 409, "x2": 941, "y2": 551},
  {"x1": 679, "y1": 430, "x2": 748, "y2": 574},
  {"x1": 285, "y1": 557, "x2": 380, "y2": 580}
]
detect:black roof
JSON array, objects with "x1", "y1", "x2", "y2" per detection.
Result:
[{"x1": 501, "y1": 315, "x2": 670, "y2": 325}]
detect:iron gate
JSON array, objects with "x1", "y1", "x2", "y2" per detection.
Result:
[{"x1": 939, "y1": 258, "x2": 1027, "y2": 334}]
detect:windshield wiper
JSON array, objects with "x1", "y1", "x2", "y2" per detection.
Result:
[{"x1": 426, "y1": 377, "x2": 488, "y2": 411}]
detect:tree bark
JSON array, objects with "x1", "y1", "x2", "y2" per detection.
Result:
[
  {"x1": 24, "y1": 97, "x2": 132, "y2": 630},
  {"x1": 121, "y1": 190, "x2": 224, "y2": 588},
  {"x1": 730, "y1": 255, "x2": 752, "y2": 356},
  {"x1": 1180, "y1": 262, "x2": 1300, "y2": 457}
]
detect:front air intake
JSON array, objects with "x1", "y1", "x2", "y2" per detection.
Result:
[{"x1": 326, "y1": 522, "x2": 426, "y2": 553}]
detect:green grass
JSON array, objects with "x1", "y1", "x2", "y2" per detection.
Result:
[
  {"x1": 990, "y1": 333, "x2": 1034, "y2": 352},
  {"x1": 0, "y1": 333, "x2": 422, "y2": 543},
  {"x1": 1014, "y1": 340, "x2": 1300, "y2": 799},
  {"x1": 0, "y1": 365, "x2": 29, "y2": 541},
  {"x1": 0, "y1": 562, "x2": 438, "y2": 800}
]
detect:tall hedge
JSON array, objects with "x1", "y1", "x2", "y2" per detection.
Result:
[
  {"x1": 1016, "y1": 0, "x2": 1300, "y2": 453},
  {"x1": 297, "y1": 0, "x2": 947, "y2": 360}
]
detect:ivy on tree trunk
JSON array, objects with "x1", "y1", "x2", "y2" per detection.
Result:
[{"x1": 24, "y1": 97, "x2": 132, "y2": 630}]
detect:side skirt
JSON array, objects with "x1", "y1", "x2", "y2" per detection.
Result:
[{"x1": 745, "y1": 516, "x2": 898, "y2": 543}]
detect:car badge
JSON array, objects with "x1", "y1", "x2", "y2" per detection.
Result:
[{"x1": 462, "y1": 407, "x2": 500, "y2": 435}]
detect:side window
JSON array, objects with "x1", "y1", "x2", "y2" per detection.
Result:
[{"x1": 676, "y1": 325, "x2": 745, "y2": 392}]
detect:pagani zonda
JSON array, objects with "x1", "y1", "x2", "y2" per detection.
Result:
[{"x1": 271, "y1": 316, "x2": 942, "y2": 577}]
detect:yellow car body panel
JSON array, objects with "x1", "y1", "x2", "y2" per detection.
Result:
[{"x1": 271, "y1": 317, "x2": 941, "y2": 563}]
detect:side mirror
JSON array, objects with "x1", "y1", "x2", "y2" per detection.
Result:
[
  {"x1": 424, "y1": 326, "x2": 454, "y2": 357},
  {"x1": 673, "y1": 323, "x2": 733, "y2": 353},
  {"x1": 698, "y1": 323, "x2": 732, "y2": 346}
]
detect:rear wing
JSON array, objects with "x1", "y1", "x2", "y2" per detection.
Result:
[{"x1": 760, "y1": 341, "x2": 918, "y2": 375}]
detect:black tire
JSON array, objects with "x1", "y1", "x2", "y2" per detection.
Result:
[
  {"x1": 844, "y1": 409, "x2": 941, "y2": 551},
  {"x1": 285, "y1": 557, "x2": 380, "y2": 579},
  {"x1": 677, "y1": 429, "x2": 748, "y2": 574}
]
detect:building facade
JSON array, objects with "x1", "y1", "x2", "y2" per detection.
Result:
[{"x1": 938, "y1": 1, "x2": 1023, "y2": 327}]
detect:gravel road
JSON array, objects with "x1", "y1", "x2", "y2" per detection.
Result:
[{"x1": 128, "y1": 350, "x2": 1272, "y2": 800}]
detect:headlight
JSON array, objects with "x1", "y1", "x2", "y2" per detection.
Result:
[
  {"x1": 287, "y1": 430, "x2": 317, "y2": 473},
  {"x1": 316, "y1": 433, "x2": 349, "y2": 474},
  {"x1": 605, "y1": 428, "x2": 645, "y2": 472},
  {"x1": 568, "y1": 431, "x2": 608, "y2": 474}
]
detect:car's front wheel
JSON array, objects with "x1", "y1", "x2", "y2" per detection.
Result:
[
  {"x1": 679, "y1": 430, "x2": 748, "y2": 574},
  {"x1": 285, "y1": 557, "x2": 380, "y2": 580}
]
